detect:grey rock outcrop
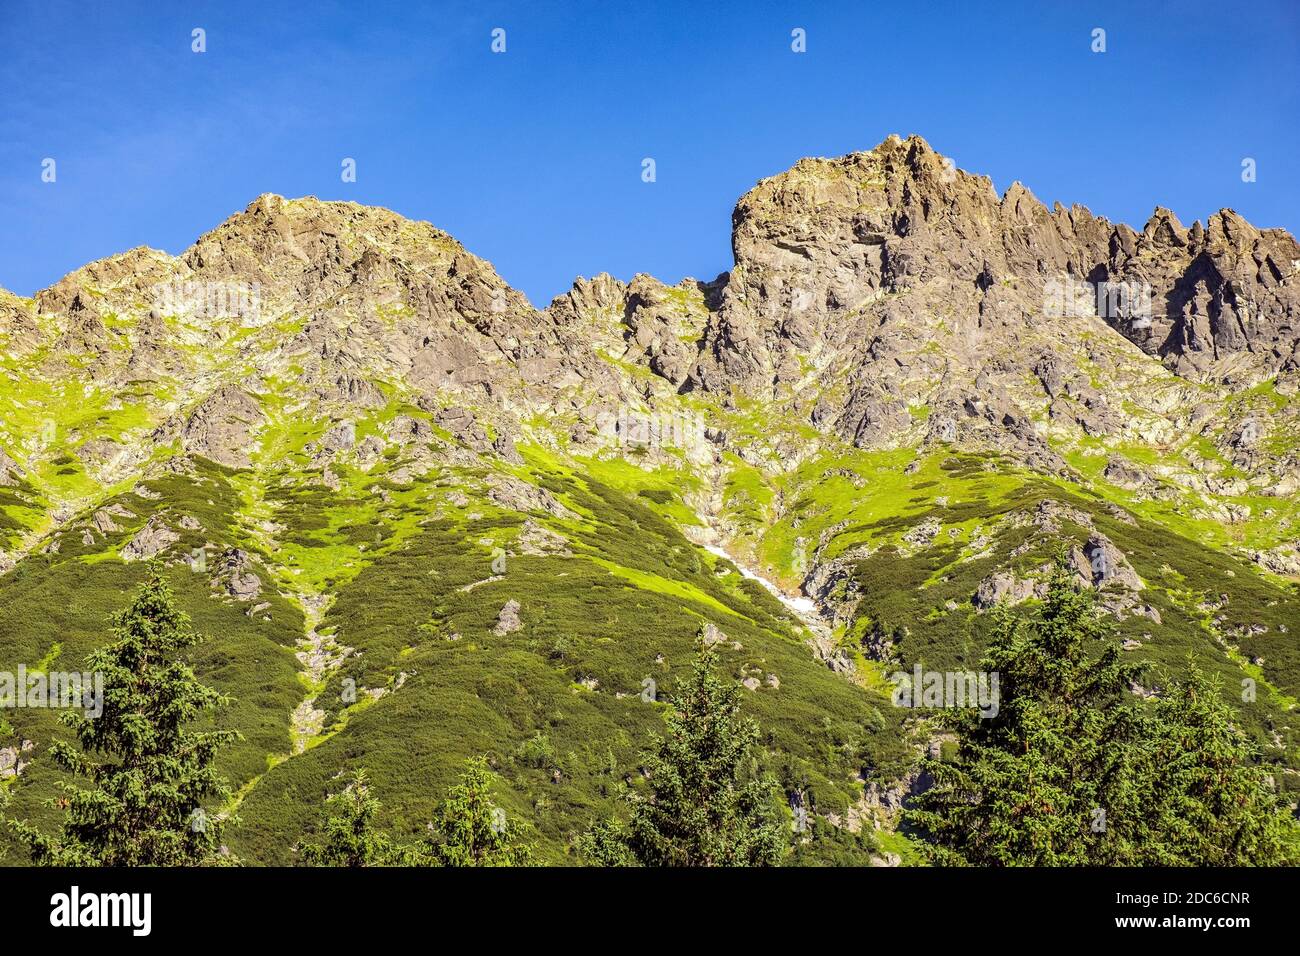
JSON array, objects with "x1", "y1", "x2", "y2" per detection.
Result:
[
  {"x1": 174, "y1": 386, "x2": 264, "y2": 468},
  {"x1": 122, "y1": 517, "x2": 179, "y2": 561},
  {"x1": 0, "y1": 448, "x2": 25, "y2": 487},
  {"x1": 974, "y1": 571, "x2": 1042, "y2": 609},
  {"x1": 493, "y1": 599, "x2": 523, "y2": 636},
  {"x1": 211, "y1": 548, "x2": 262, "y2": 601}
]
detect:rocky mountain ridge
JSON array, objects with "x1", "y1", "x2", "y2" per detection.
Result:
[{"x1": 4, "y1": 133, "x2": 1300, "y2": 629}]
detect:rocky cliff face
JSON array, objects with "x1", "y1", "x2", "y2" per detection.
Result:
[
  {"x1": 695, "y1": 135, "x2": 1299, "y2": 391},
  {"x1": 5, "y1": 138, "x2": 1296, "y2": 479},
  {"x1": 20, "y1": 193, "x2": 622, "y2": 407},
  {"x1": 686, "y1": 136, "x2": 1300, "y2": 472},
  {"x1": 1100, "y1": 206, "x2": 1300, "y2": 382}
]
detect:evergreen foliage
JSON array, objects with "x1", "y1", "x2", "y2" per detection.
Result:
[
  {"x1": 907, "y1": 556, "x2": 1300, "y2": 866},
  {"x1": 9, "y1": 567, "x2": 239, "y2": 866},
  {"x1": 582, "y1": 630, "x2": 787, "y2": 866},
  {"x1": 298, "y1": 769, "x2": 400, "y2": 867},
  {"x1": 417, "y1": 756, "x2": 535, "y2": 867}
]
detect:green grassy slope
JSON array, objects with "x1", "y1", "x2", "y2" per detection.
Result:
[{"x1": 0, "y1": 447, "x2": 907, "y2": 865}]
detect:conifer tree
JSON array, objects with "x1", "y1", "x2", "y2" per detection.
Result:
[
  {"x1": 299, "y1": 769, "x2": 400, "y2": 867},
  {"x1": 416, "y1": 756, "x2": 535, "y2": 866},
  {"x1": 582, "y1": 629, "x2": 786, "y2": 866},
  {"x1": 1140, "y1": 663, "x2": 1299, "y2": 865},
  {"x1": 10, "y1": 566, "x2": 239, "y2": 865},
  {"x1": 907, "y1": 553, "x2": 1300, "y2": 865},
  {"x1": 905, "y1": 558, "x2": 1142, "y2": 865}
]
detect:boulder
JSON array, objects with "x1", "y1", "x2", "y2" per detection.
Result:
[
  {"x1": 493, "y1": 599, "x2": 523, "y2": 636},
  {"x1": 122, "y1": 517, "x2": 179, "y2": 561}
]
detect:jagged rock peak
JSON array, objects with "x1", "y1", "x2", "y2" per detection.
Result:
[{"x1": 699, "y1": 133, "x2": 1299, "y2": 390}]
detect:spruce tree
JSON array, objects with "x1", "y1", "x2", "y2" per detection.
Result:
[
  {"x1": 907, "y1": 554, "x2": 1300, "y2": 865},
  {"x1": 582, "y1": 629, "x2": 786, "y2": 866},
  {"x1": 10, "y1": 566, "x2": 239, "y2": 865},
  {"x1": 299, "y1": 769, "x2": 400, "y2": 867},
  {"x1": 416, "y1": 756, "x2": 535, "y2": 866},
  {"x1": 1140, "y1": 663, "x2": 1298, "y2": 865},
  {"x1": 905, "y1": 559, "x2": 1142, "y2": 865}
]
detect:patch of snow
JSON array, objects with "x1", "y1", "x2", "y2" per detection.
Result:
[{"x1": 702, "y1": 544, "x2": 819, "y2": 619}]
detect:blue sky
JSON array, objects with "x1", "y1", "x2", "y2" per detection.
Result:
[{"x1": 1, "y1": 0, "x2": 1297, "y2": 307}]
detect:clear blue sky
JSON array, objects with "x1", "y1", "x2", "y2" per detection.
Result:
[{"x1": 2, "y1": 0, "x2": 1297, "y2": 307}]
